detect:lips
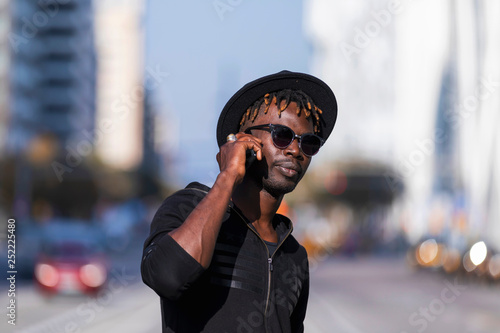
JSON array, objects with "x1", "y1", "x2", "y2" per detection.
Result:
[{"x1": 275, "y1": 161, "x2": 302, "y2": 178}]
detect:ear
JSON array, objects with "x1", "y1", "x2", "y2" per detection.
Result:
[{"x1": 216, "y1": 152, "x2": 221, "y2": 170}]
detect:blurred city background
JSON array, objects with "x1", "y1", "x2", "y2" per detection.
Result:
[{"x1": 1, "y1": 0, "x2": 500, "y2": 332}]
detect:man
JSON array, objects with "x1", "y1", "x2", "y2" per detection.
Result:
[{"x1": 141, "y1": 70, "x2": 337, "y2": 332}]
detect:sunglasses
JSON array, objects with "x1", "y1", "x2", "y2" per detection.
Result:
[{"x1": 245, "y1": 124, "x2": 324, "y2": 157}]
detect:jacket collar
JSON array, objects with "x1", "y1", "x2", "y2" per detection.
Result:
[{"x1": 185, "y1": 181, "x2": 294, "y2": 242}]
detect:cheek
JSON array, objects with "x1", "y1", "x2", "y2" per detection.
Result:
[
  {"x1": 260, "y1": 135, "x2": 278, "y2": 157},
  {"x1": 302, "y1": 158, "x2": 311, "y2": 172}
]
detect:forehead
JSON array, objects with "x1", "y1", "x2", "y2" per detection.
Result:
[{"x1": 253, "y1": 102, "x2": 314, "y2": 133}]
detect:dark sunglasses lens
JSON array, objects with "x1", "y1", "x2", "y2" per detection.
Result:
[
  {"x1": 300, "y1": 134, "x2": 322, "y2": 156},
  {"x1": 272, "y1": 126, "x2": 294, "y2": 148}
]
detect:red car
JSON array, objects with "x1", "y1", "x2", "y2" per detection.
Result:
[{"x1": 34, "y1": 221, "x2": 108, "y2": 295}]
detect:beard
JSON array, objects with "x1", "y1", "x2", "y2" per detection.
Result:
[
  {"x1": 262, "y1": 174, "x2": 298, "y2": 198},
  {"x1": 247, "y1": 158, "x2": 302, "y2": 198}
]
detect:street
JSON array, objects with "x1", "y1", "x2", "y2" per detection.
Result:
[
  {"x1": 1, "y1": 256, "x2": 499, "y2": 332},
  {"x1": 306, "y1": 256, "x2": 500, "y2": 333}
]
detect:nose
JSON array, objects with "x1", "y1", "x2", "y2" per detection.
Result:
[{"x1": 284, "y1": 136, "x2": 303, "y2": 159}]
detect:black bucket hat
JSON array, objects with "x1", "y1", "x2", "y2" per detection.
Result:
[{"x1": 216, "y1": 70, "x2": 337, "y2": 147}]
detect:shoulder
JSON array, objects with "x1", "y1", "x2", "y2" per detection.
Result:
[
  {"x1": 286, "y1": 234, "x2": 309, "y2": 261},
  {"x1": 168, "y1": 181, "x2": 211, "y2": 201},
  {"x1": 156, "y1": 182, "x2": 210, "y2": 213},
  {"x1": 148, "y1": 182, "x2": 211, "y2": 238},
  {"x1": 275, "y1": 214, "x2": 309, "y2": 259}
]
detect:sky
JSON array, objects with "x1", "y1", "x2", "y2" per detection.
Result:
[{"x1": 144, "y1": 0, "x2": 312, "y2": 186}]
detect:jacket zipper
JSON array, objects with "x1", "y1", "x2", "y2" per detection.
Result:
[
  {"x1": 188, "y1": 187, "x2": 295, "y2": 330},
  {"x1": 263, "y1": 228, "x2": 291, "y2": 332},
  {"x1": 231, "y1": 207, "x2": 293, "y2": 333}
]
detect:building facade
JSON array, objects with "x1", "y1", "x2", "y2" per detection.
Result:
[
  {"x1": 93, "y1": 0, "x2": 146, "y2": 171},
  {"x1": 8, "y1": 0, "x2": 96, "y2": 155},
  {"x1": 0, "y1": 0, "x2": 10, "y2": 154},
  {"x1": 305, "y1": 0, "x2": 500, "y2": 247}
]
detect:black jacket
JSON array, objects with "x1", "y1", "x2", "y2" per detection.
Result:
[{"x1": 141, "y1": 182, "x2": 309, "y2": 333}]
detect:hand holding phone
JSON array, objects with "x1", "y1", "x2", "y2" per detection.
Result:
[
  {"x1": 245, "y1": 149, "x2": 257, "y2": 169},
  {"x1": 217, "y1": 132, "x2": 261, "y2": 184}
]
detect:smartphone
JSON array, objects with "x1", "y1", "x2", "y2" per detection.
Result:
[{"x1": 245, "y1": 149, "x2": 257, "y2": 169}]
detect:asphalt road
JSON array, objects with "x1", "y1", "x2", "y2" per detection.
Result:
[
  {"x1": 1, "y1": 276, "x2": 161, "y2": 333},
  {"x1": 1, "y1": 256, "x2": 499, "y2": 332},
  {"x1": 305, "y1": 256, "x2": 500, "y2": 333}
]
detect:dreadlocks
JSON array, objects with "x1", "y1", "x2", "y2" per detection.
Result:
[{"x1": 238, "y1": 89, "x2": 324, "y2": 134}]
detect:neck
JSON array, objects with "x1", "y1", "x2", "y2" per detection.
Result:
[{"x1": 232, "y1": 176, "x2": 283, "y2": 238}]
